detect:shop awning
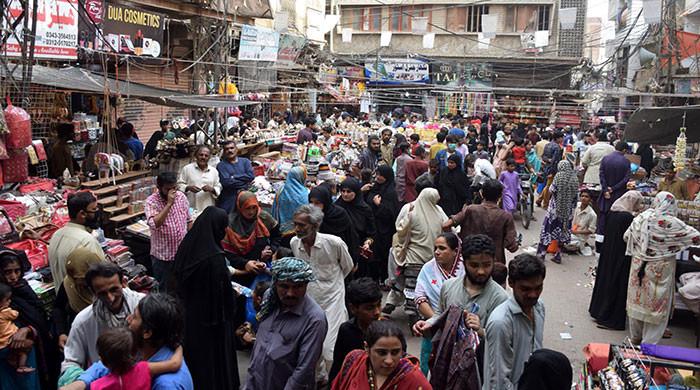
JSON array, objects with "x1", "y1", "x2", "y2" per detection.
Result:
[
  {"x1": 623, "y1": 105, "x2": 700, "y2": 144},
  {"x1": 2, "y1": 65, "x2": 259, "y2": 109}
]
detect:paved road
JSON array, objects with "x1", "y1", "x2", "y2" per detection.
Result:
[{"x1": 237, "y1": 206, "x2": 697, "y2": 382}]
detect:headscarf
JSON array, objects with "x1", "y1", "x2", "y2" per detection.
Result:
[
  {"x1": 367, "y1": 164, "x2": 401, "y2": 228},
  {"x1": 526, "y1": 147, "x2": 542, "y2": 180},
  {"x1": 437, "y1": 153, "x2": 470, "y2": 216},
  {"x1": 396, "y1": 188, "x2": 448, "y2": 265},
  {"x1": 336, "y1": 177, "x2": 374, "y2": 238},
  {"x1": 173, "y1": 206, "x2": 228, "y2": 285},
  {"x1": 551, "y1": 160, "x2": 579, "y2": 225},
  {"x1": 309, "y1": 185, "x2": 354, "y2": 242},
  {"x1": 257, "y1": 257, "x2": 315, "y2": 321},
  {"x1": 272, "y1": 166, "x2": 309, "y2": 235},
  {"x1": 224, "y1": 191, "x2": 275, "y2": 256},
  {"x1": 63, "y1": 247, "x2": 102, "y2": 313},
  {"x1": 332, "y1": 349, "x2": 423, "y2": 390},
  {"x1": 611, "y1": 190, "x2": 644, "y2": 213},
  {"x1": 518, "y1": 349, "x2": 573, "y2": 390},
  {"x1": 625, "y1": 191, "x2": 700, "y2": 262}
]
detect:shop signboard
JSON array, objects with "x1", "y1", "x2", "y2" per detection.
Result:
[
  {"x1": 78, "y1": 1, "x2": 165, "y2": 57},
  {"x1": 277, "y1": 34, "x2": 306, "y2": 67},
  {"x1": 431, "y1": 63, "x2": 493, "y2": 90},
  {"x1": 318, "y1": 64, "x2": 338, "y2": 84},
  {"x1": 338, "y1": 66, "x2": 365, "y2": 81},
  {"x1": 3, "y1": 0, "x2": 79, "y2": 60},
  {"x1": 364, "y1": 59, "x2": 430, "y2": 85},
  {"x1": 238, "y1": 24, "x2": 280, "y2": 62}
]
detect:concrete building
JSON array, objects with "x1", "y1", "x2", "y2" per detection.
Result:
[{"x1": 584, "y1": 17, "x2": 604, "y2": 64}]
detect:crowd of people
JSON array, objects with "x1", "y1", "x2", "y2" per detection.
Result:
[{"x1": 2, "y1": 108, "x2": 699, "y2": 390}]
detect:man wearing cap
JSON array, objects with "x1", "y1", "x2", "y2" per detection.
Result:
[{"x1": 245, "y1": 257, "x2": 328, "y2": 390}]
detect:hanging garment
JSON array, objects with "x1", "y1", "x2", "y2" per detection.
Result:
[{"x1": 429, "y1": 305, "x2": 480, "y2": 390}]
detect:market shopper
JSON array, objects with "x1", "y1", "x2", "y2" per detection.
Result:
[
  {"x1": 565, "y1": 189, "x2": 598, "y2": 255},
  {"x1": 581, "y1": 130, "x2": 614, "y2": 186},
  {"x1": 404, "y1": 146, "x2": 429, "y2": 202},
  {"x1": 657, "y1": 166, "x2": 689, "y2": 200},
  {"x1": 625, "y1": 192, "x2": 700, "y2": 345},
  {"x1": 436, "y1": 153, "x2": 470, "y2": 216},
  {"x1": 394, "y1": 143, "x2": 413, "y2": 203},
  {"x1": 384, "y1": 188, "x2": 449, "y2": 315},
  {"x1": 145, "y1": 172, "x2": 191, "y2": 290},
  {"x1": 430, "y1": 131, "x2": 447, "y2": 160},
  {"x1": 0, "y1": 249, "x2": 58, "y2": 390},
  {"x1": 331, "y1": 321, "x2": 431, "y2": 390},
  {"x1": 172, "y1": 206, "x2": 244, "y2": 389},
  {"x1": 355, "y1": 135, "x2": 382, "y2": 174},
  {"x1": 365, "y1": 165, "x2": 400, "y2": 284},
  {"x1": 118, "y1": 123, "x2": 144, "y2": 160},
  {"x1": 597, "y1": 141, "x2": 632, "y2": 239},
  {"x1": 61, "y1": 293, "x2": 194, "y2": 390},
  {"x1": 246, "y1": 257, "x2": 327, "y2": 389},
  {"x1": 443, "y1": 179, "x2": 518, "y2": 264},
  {"x1": 537, "y1": 161, "x2": 580, "y2": 264},
  {"x1": 309, "y1": 186, "x2": 356, "y2": 258},
  {"x1": 272, "y1": 166, "x2": 310, "y2": 239},
  {"x1": 411, "y1": 232, "x2": 466, "y2": 375},
  {"x1": 589, "y1": 191, "x2": 644, "y2": 330},
  {"x1": 380, "y1": 126, "x2": 395, "y2": 167},
  {"x1": 483, "y1": 253, "x2": 546, "y2": 390},
  {"x1": 60, "y1": 263, "x2": 144, "y2": 383},
  {"x1": 49, "y1": 191, "x2": 106, "y2": 290},
  {"x1": 177, "y1": 145, "x2": 221, "y2": 211},
  {"x1": 538, "y1": 131, "x2": 564, "y2": 209},
  {"x1": 335, "y1": 178, "x2": 377, "y2": 277},
  {"x1": 518, "y1": 349, "x2": 573, "y2": 390},
  {"x1": 435, "y1": 135, "x2": 463, "y2": 169},
  {"x1": 296, "y1": 117, "x2": 317, "y2": 144},
  {"x1": 216, "y1": 140, "x2": 255, "y2": 213},
  {"x1": 290, "y1": 204, "x2": 354, "y2": 383},
  {"x1": 49, "y1": 122, "x2": 76, "y2": 179},
  {"x1": 52, "y1": 248, "x2": 103, "y2": 353},
  {"x1": 143, "y1": 119, "x2": 170, "y2": 160}
]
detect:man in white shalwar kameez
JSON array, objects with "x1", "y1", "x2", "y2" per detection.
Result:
[{"x1": 290, "y1": 204, "x2": 354, "y2": 384}]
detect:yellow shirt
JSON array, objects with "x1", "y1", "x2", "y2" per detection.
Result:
[
  {"x1": 658, "y1": 178, "x2": 689, "y2": 200},
  {"x1": 430, "y1": 143, "x2": 447, "y2": 160}
]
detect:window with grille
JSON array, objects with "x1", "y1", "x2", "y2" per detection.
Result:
[
  {"x1": 446, "y1": 5, "x2": 489, "y2": 32},
  {"x1": 537, "y1": 5, "x2": 550, "y2": 31},
  {"x1": 341, "y1": 6, "x2": 382, "y2": 32}
]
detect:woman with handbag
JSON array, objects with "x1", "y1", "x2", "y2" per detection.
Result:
[{"x1": 383, "y1": 188, "x2": 449, "y2": 316}]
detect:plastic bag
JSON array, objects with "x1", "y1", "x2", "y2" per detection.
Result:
[{"x1": 4, "y1": 100, "x2": 32, "y2": 149}]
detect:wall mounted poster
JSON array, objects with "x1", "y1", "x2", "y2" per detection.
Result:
[
  {"x1": 78, "y1": 0, "x2": 165, "y2": 57},
  {"x1": 3, "y1": 0, "x2": 79, "y2": 60}
]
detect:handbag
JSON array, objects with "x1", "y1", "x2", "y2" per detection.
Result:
[
  {"x1": 0, "y1": 199, "x2": 28, "y2": 221},
  {"x1": 3, "y1": 98, "x2": 32, "y2": 149},
  {"x1": 0, "y1": 208, "x2": 18, "y2": 245},
  {"x1": 2, "y1": 148, "x2": 28, "y2": 183},
  {"x1": 7, "y1": 239, "x2": 49, "y2": 271},
  {"x1": 19, "y1": 177, "x2": 56, "y2": 194},
  {"x1": 32, "y1": 140, "x2": 47, "y2": 161},
  {"x1": 391, "y1": 211, "x2": 413, "y2": 267}
]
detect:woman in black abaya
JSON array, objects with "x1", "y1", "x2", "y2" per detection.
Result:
[
  {"x1": 365, "y1": 165, "x2": 400, "y2": 284},
  {"x1": 436, "y1": 153, "x2": 471, "y2": 216},
  {"x1": 589, "y1": 191, "x2": 644, "y2": 330},
  {"x1": 309, "y1": 185, "x2": 357, "y2": 252},
  {"x1": 172, "y1": 206, "x2": 242, "y2": 390},
  {"x1": 336, "y1": 177, "x2": 377, "y2": 277}
]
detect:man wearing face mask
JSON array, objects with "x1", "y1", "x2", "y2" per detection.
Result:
[
  {"x1": 49, "y1": 191, "x2": 106, "y2": 292},
  {"x1": 145, "y1": 172, "x2": 192, "y2": 290},
  {"x1": 435, "y1": 134, "x2": 464, "y2": 169},
  {"x1": 290, "y1": 204, "x2": 353, "y2": 385}
]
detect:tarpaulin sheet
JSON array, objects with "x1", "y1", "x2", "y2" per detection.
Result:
[
  {"x1": 1, "y1": 65, "x2": 259, "y2": 109},
  {"x1": 623, "y1": 105, "x2": 700, "y2": 145}
]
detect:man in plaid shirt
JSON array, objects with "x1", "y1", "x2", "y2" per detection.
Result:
[{"x1": 145, "y1": 172, "x2": 192, "y2": 291}]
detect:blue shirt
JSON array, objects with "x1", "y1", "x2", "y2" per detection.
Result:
[
  {"x1": 435, "y1": 149, "x2": 463, "y2": 169},
  {"x1": 124, "y1": 137, "x2": 144, "y2": 160},
  {"x1": 77, "y1": 346, "x2": 194, "y2": 390},
  {"x1": 216, "y1": 157, "x2": 254, "y2": 213}
]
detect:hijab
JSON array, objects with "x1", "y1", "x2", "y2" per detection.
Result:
[
  {"x1": 272, "y1": 166, "x2": 309, "y2": 235},
  {"x1": 437, "y1": 153, "x2": 470, "y2": 215},
  {"x1": 309, "y1": 185, "x2": 353, "y2": 239},
  {"x1": 336, "y1": 177, "x2": 374, "y2": 236},
  {"x1": 63, "y1": 247, "x2": 102, "y2": 313},
  {"x1": 552, "y1": 160, "x2": 579, "y2": 225},
  {"x1": 625, "y1": 191, "x2": 700, "y2": 262},
  {"x1": 398, "y1": 188, "x2": 448, "y2": 265},
  {"x1": 611, "y1": 190, "x2": 644, "y2": 213},
  {"x1": 173, "y1": 206, "x2": 229, "y2": 284},
  {"x1": 518, "y1": 349, "x2": 573, "y2": 390},
  {"x1": 224, "y1": 191, "x2": 275, "y2": 256}
]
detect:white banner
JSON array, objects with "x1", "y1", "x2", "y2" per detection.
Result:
[
  {"x1": 342, "y1": 28, "x2": 352, "y2": 42},
  {"x1": 380, "y1": 31, "x2": 392, "y2": 47},
  {"x1": 238, "y1": 25, "x2": 280, "y2": 61},
  {"x1": 642, "y1": 0, "x2": 661, "y2": 23},
  {"x1": 481, "y1": 14, "x2": 497, "y2": 33},
  {"x1": 478, "y1": 33, "x2": 490, "y2": 50},
  {"x1": 535, "y1": 30, "x2": 549, "y2": 47},
  {"x1": 559, "y1": 8, "x2": 577, "y2": 29},
  {"x1": 4, "y1": 0, "x2": 79, "y2": 60},
  {"x1": 422, "y1": 33, "x2": 435, "y2": 49},
  {"x1": 412, "y1": 17, "x2": 428, "y2": 34}
]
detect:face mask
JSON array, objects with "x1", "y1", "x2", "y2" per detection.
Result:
[{"x1": 448, "y1": 143, "x2": 457, "y2": 150}]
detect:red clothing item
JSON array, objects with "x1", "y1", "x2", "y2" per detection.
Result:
[
  {"x1": 403, "y1": 159, "x2": 429, "y2": 203},
  {"x1": 91, "y1": 361, "x2": 151, "y2": 390},
  {"x1": 511, "y1": 146, "x2": 526, "y2": 164},
  {"x1": 331, "y1": 350, "x2": 432, "y2": 390}
]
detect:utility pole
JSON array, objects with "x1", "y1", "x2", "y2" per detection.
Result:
[{"x1": 665, "y1": 0, "x2": 676, "y2": 103}]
